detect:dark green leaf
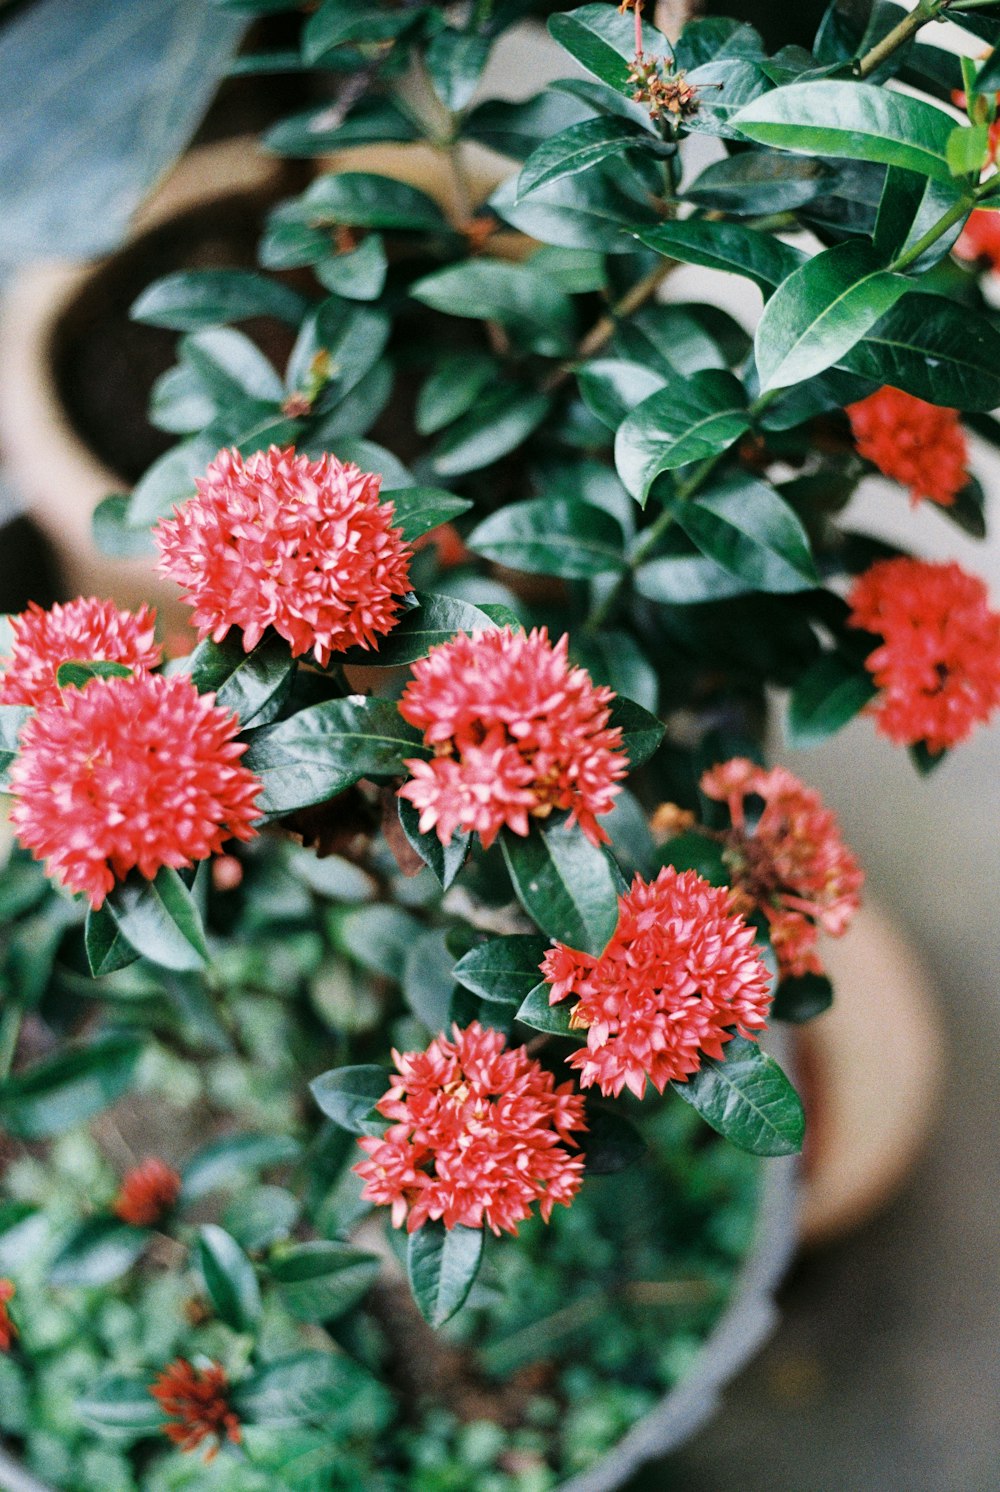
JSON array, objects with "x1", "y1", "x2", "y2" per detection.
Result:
[
  {"x1": 516, "y1": 116, "x2": 656, "y2": 200},
  {"x1": 490, "y1": 166, "x2": 659, "y2": 254},
  {"x1": 786, "y1": 653, "x2": 877, "y2": 748},
  {"x1": 416, "y1": 354, "x2": 498, "y2": 436},
  {"x1": 464, "y1": 92, "x2": 593, "y2": 161},
  {"x1": 638, "y1": 219, "x2": 805, "y2": 294},
  {"x1": 232, "y1": 1352, "x2": 362, "y2": 1427},
  {"x1": 580, "y1": 1106, "x2": 646, "y2": 1174},
  {"x1": 840, "y1": 292, "x2": 1000, "y2": 411},
  {"x1": 548, "y1": 4, "x2": 670, "y2": 93},
  {"x1": 675, "y1": 474, "x2": 818, "y2": 593},
  {"x1": 614, "y1": 371, "x2": 750, "y2": 502},
  {"x1": 909, "y1": 739, "x2": 947, "y2": 776},
  {"x1": 655, "y1": 830, "x2": 729, "y2": 885},
  {"x1": 672, "y1": 1035, "x2": 805, "y2": 1155},
  {"x1": 411, "y1": 261, "x2": 576, "y2": 358},
  {"x1": 398, "y1": 798, "x2": 470, "y2": 891},
  {"x1": 685, "y1": 150, "x2": 830, "y2": 215},
  {"x1": 310, "y1": 1065, "x2": 388, "y2": 1136},
  {"x1": 407, "y1": 1221, "x2": 484, "y2": 1328},
  {"x1": 576, "y1": 358, "x2": 667, "y2": 430},
  {"x1": 402, "y1": 929, "x2": 456, "y2": 1032},
  {"x1": 684, "y1": 57, "x2": 771, "y2": 140},
  {"x1": 467, "y1": 496, "x2": 625, "y2": 578},
  {"x1": 314, "y1": 234, "x2": 389, "y2": 301},
  {"x1": 331, "y1": 903, "x2": 420, "y2": 980},
  {"x1": 85, "y1": 905, "x2": 139, "y2": 978},
  {"x1": 186, "y1": 629, "x2": 294, "y2": 728},
  {"x1": 302, "y1": 0, "x2": 415, "y2": 61},
  {"x1": 426, "y1": 27, "x2": 491, "y2": 112},
  {"x1": 634, "y1": 552, "x2": 752, "y2": 604},
  {"x1": 501, "y1": 817, "x2": 620, "y2": 955},
  {"x1": 224, "y1": 1186, "x2": 300, "y2": 1253},
  {"x1": 181, "y1": 326, "x2": 284, "y2": 404},
  {"x1": 197, "y1": 1224, "x2": 262, "y2": 1332},
  {"x1": 343, "y1": 593, "x2": 501, "y2": 668},
  {"x1": 287, "y1": 299, "x2": 390, "y2": 401},
  {"x1": 771, "y1": 972, "x2": 833, "y2": 1023},
  {"x1": 92, "y1": 495, "x2": 158, "y2": 558},
  {"x1": 292, "y1": 173, "x2": 450, "y2": 233},
  {"x1": 181, "y1": 1132, "x2": 301, "y2": 1201},
  {"x1": 265, "y1": 99, "x2": 418, "y2": 156},
  {"x1": 131, "y1": 269, "x2": 308, "y2": 330},
  {"x1": 431, "y1": 386, "x2": 550, "y2": 477},
  {"x1": 49, "y1": 1217, "x2": 148, "y2": 1287},
  {"x1": 76, "y1": 1376, "x2": 165, "y2": 1438},
  {"x1": 270, "y1": 1241, "x2": 380, "y2": 1322},
  {"x1": 386, "y1": 486, "x2": 473, "y2": 541},
  {"x1": 55, "y1": 660, "x2": 132, "y2": 690},
  {"x1": 610, "y1": 695, "x2": 664, "y2": 769},
  {"x1": 515, "y1": 981, "x2": 580, "y2": 1039},
  {"x1": 105, "y1": 868, "x2": 209, "y2": 973},
  {"x1": 453, "y1": 935, "x2": 551, "y2": 1006},
  {"x1": 0, "y1": 1038, "x2": 142, "y2": 1140}
]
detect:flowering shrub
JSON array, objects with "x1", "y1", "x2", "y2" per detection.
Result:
[{"x1": 2, "y1": 0, "x2": 1000, "y2": 1487}]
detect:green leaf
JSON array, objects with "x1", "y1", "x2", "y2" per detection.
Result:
[
  {"x1": 270, "y1": 1241, "x2": 380, "y2": 1322},
  {"x1": 105, "y1": 868, "x2": 209, "y2": 973},
  {"x1": 453, "y1": 935, "x2": 550, "y2": 1006},
  {"x1": 786, "y1": 652, "x2": 877, "y2": 748},
  {"x1": 754, "y1": 239, "x2": 908, "y2": 393},
  {"x1": 685, "y1": 150, "x2": 830, "y2": 215},
  {"x1": 516, "y1": 116, "x2": 656, "y2": 200},
  {"x1": 580, "y1": 1106, "x2": 646, "y2": 1174},
  {"x1": 265, "y1": 99, "x2": 418, "y2": 156},
  {"x1": 292, "y1": 172, "x2": 450, "y2": 233},
  {"x1": 638, "y1": 219, "x2": 805, "y2": 294},
  {"x1": 672, "y1": 1035, "x2": 805, "y2": 1155},
  {"x1": 840, "y1": 292, "x2": 1000, "y2": 411},
  {"x1": 548, "y1": 4, "x2": 669, "y2": 93},
  {"x1": 501, "y1": 817, "x2": 620, "y2": 955},
  {"x1": 771, "y1": 972, "x2": 833, "y2": 1023},
  {"x1": 402, "y1": 929, "x2": 456, "y2": 1032},
  {"x1": 232, "y1": 1352, "x2": 362, "y2": 1427},
  {"x1": 411, "y1": 261, "x2": 576, "y2": 358},
  {"x1": 947, "y1": 122, "x2": 989, "y2": 178},
  {"x1": 186, "y1": 629, "x2": 295, "y2": 728},
  {"x1": 50, "y1": 1217, "x2": 148, "y2": 1287},
  {"x1": 386, "y1": 486, "x2": 473, "y2": 542},
  {"x1": 85, "y1": 905, "x2": 139, "y2": 978},
  {"x1": 467, "y1": 496, "x2": 625, "y2": 578},
  {"x1": 610, "y1": 695, "x2": 664, "y2": 769},
  {"x1": 181, "y1": 1132, "x2": 301, "y2": 1201},
  {"x1": 407, "y1": 1221, "x2": 484, "y2": 1328},
  {"x1": 397, "y1": 798, "x2": 470, "y2": 891},
  {"x1": 181, "y1": 326, "x2": 285, "y2": 404},
  {"x1": 416, "y1": 354, "x2": 498, "y2": 436},
  {"x1": 684, "y1": 57, "x2": 772, "y2": 141},
  {"x1": 310, "y1": 1065, "x2": 388, "y2": 1136},
  {"x1": 490, "y1": 164, "x2": 660, "y2": 255},
  {"x1": 426, "y1": 27, "x2": 491, "y2": 112},
  {"x1": 515, "y1": 981, "x2": 580, "y2": 1039},
  {"x1": 302, "y1": 0, "x2": 415, "y2": 61},
  {"x1": 196, "y1": 1224, "x2": 262, "y2": 1333},
  {"x1": 655, "y1": 830, "x2": 729, "y2": 886},
  {"x1": 577, "y1": 358, "x2": 667, "y2": 430},
  {"x1": 431, "y1": 386, "x2": 551, "y2": 477},
  {"x1": 92, "y1": 494, "x2": 158, "y2": 558},
  {"x1": 314, "y1": 234, "x2": 389, "y2": 301},
  {"x1": 342, "y1": 593, "x2": 501, "y2": 668},
  {"x1": 287, "y1": 299, "x2": 390, "y2": 400},
  {"x1": 331, "y1": 903, "x2": 420, "y2": 980},
  {"x1": 0, "y1": 1038, "x2": 142, "y2": 1140},
  {"x1": 131, "y1": 269, "x2": 308, "y2": 330},
  {"x1": 614, "y1": 371, "x2": 750, "y2": 503},
  {"x1": 224, "y1": 1185, "x2": 300, "y2": 1253},
  {"x1": 0, "y1": 704, "x2": 30, "y2": 789},
  {"x1": 675, "y1": 474, "x2": 818, "y2": 594},
  {"x1": 76, "y1": 1376, "x2": 165, "y2": 1438},
  {"x1": 634, "y1": 552, "x2": 752, "y2": 604},
  {"x1": 54, "y1": 659, "x2": 132, "y2": 691},
  {"x1": 241, "y1": 697, "x2": 426, "y2": 817},
  {"x1": 733, "y1": 80, "x2": 959, "y2": 184}
]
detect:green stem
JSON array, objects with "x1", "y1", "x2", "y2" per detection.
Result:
[
  {"x1": 0, "y1": 1005, "x2": 23, "y2": 1081},
  {"x1": 890, "y1": 181, "x2": 990, "y2": 272},
  {"x1": 855, "y1": 0, "x2": 949, "y2": 79}
]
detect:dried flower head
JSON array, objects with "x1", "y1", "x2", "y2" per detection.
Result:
[
  {"x1": 627, "y1": 52, "x2": 699, "y2": 121},
  {"x1": 150, "y1": 1359, "x2": 241, "y2": 1460},
  {"x1": 9, "y1": 671, "x2": 261, "y2": 907},
  {"x1": 154, "y1": 445, "x2": 412, "y2": 666},
  {"x1": 0, "y1": 598, "x2": 161, "y2": 709},
  {"x1": 540, "y1": 866, "x2": 772, "y2": 1100},
  {"x1": 113, "y1": 1158, "x2": 182, "y2": 1227},
  {"x1": 699, "y1": 758, "x2": 863, "y2": 979},
  {"x1": 847, "y1": 556, "x2": 1000, "y2": 753},
  {"x1": 846, "y1": 387, "x2": 968, "y2": 508},
  {"x1": 397, "y1": 627, "x2": 626, "y2": 850},
  {"x1": 0, "y1": 1280, "x2": 16, "y2": 1352},
  {"x1": 955, "y1": 207, "x2": 1000, "y2": 271},
  {"x1": 354, "y1": 1021, "x2": 587, "y2": 1236}
]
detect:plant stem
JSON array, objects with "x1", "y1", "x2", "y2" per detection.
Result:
[
  {"x1": 855, "y1": 0, "x2": 949, "y2": 79},
  {"x1": 543, "y1": 259, "x2": 676, "y2": 394},
  {"x1": 889, "y1": 193, "x2": 979, "y2": 271},
  {"x1": 0, "y1": 1005, "x2": 22, "y2": 1081}
]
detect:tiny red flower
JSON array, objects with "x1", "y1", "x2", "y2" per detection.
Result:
[
  {"x1": 699, "y1": 758, "x2": 863, "y2": 979},
  {"x1": 955, "y1": 208, "x2": 1000, "y2": 272},
  {"x1": 846, "y1": 387, "x2": 968, "y2": 508},
  {"x1": 847, "y1": 556, "x2": 1000, "y2": 753},
  {"x1": 0, "y1": 597, "x2": 161, "y2": 709},
  {"x1": 9, "y1": 671, "x2": 261, "y2": 907},
  {"x1": 397, "y1": 627, "x2": 626, "y2": 849},
  {"x1": 354, "y1": 1022, "x2": 587, "y2": 1236},
  {"x1": 150, "y1": 1359, "x2": 241, "y2": 1460},
  {"x1": 0, "y1": 1280, "x2": 16, "y2": 1352},
  {"x1": 154, "y1": 445, "x2": 412, "y2": 666},
  {"x1": 540, "y1": 866, "x2": 772, "y2": 1100},
  {"x1": 113, "y1": 1158, "x2": 182, "y2": 1227}
]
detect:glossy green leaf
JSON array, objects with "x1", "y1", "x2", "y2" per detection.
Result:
[
  {"x1": 840, "y1": 293, "x2": 1000, "y2": 411},
  {"x1": 197, "y1": 1224, "x2": 262, "y2": 1332},
  {"x1": 397, "y1": 799, "x2": 470, "y2": 891},
  {"x1": 314, "y1": 233, "x2": 389, "y2": 301},
  {"x1": 241, "y1": 698, "x2": 426, "y2": 817},
  {"x1": 655, "y1": 830, "x2": 729, "y2": 886},
  {"x1": 516, "y1": 116, "x2": 655, "y2": 200},
  {"x1": 634, "y1": 553, "x2": 752, "y2": 604},
  {"x1": 84, "y1": 905, "x2": 139, "y2": 978},
  {"x1": 131, "y1": 269, "x2": 308, "y2": 330},
  {"x1": 105, "y1": 868, "x2": 209, "y2": 972},
  {"x1": 453, "y1": 935, "x2": 551, "y2": 1006},
  {"x1": 947, "y1": 122, "x2": 989, "y2": 178},
  {"x1": 310, "y1": 1065, "x2": 388, "y2": 1137},
  {"x1": 468, "y1": 496, "x2": 625, "y2": 578},
  {"x1": 186, "y1": 629, "x2": 294, "y2": 728},
  {"x1": 515, "y1": 982, "x2": 580, "y2": 1039},
  {"x1": 181, "y1": 326, "x2": 284, "y2": 405},
  {"x1": 270, "y1": 1240, "x2": 381, "y2": 1322},
  {"x1": 416, "y1": 354, "x2": 498, "y2": 436},
  {"x1": 501, "y1": 817, "x2": 620, "y2": 955},
  {"x1": 733, "y1": 80, "x2": 958, "y2": 184},
  {"x1": 49, "y1": 1217, "x2": 148, "y2": 1287},
  {"x1": 426, "y1": 27, "x2": 491, "y2": 111},
  {"x1": 407, "y1": 1221, "x2": 484, "y2": 1328},
  {"x1": 685, "y1": 150, "x2": 830, "y2": 215},
  {"x1": 92, "y1": 494, "x2": 158, "y2": 558},
  {"x1": 576, "y1": 358, "x2": 667, "y2": 430},
  {"x1": 610, "y1": 695, "x2": 665, "y2": 769},
  {"x1": 411, "y1": 261, "x2": 576, "y2": 358},
  {"x1": 302, "y1": 0, "x2": 414, "y2": 61},
  {"x1": 548, "y1": 4, "x2": 670, "y2": 93},
  {"x1": 292, "y1": 172, "x2": 449, "y2": 233},
  {"x1": 786, "y1": 653, "x2": 877, "y2": 748},
  {"x1": 232, "y1": 1352, "x2": 362, "y2": 1427},
  {"x1": 684, "y1": 57, "x2": 771, "y2": 140},
  {"x1": 343, "y1": 593, "x2": 501, "y2": 668},
  {"x1": 77, "y1": 1376, "x2": 165, "y2": 1437},
  {"x1": 431, "y1": 386, "x2": 550, "y2": 477},
  {"x1": 672, "y1": 1035, "x2": 804, "y2": 1155},
  {"x1": 771, "y1": 972, "x2": 833, "y2": 1023},
  {"x1": 490, "y1": 166, "x2": 659, "y2": 254},
  {"x1": 55, "y1": 660, "x2": 132, "y2": 690},
  {"x1": 754, "y1": 239, "x2": 908, "y2": 393},
  {"x1": 0, "y1": 1038, "x2": 142, "y2": 1140},
  {"x1": 638, "y1": 219, "x2": 806, "y2": 294},
  {"x1": 287, "y1": 299, "x2": 390, "y2": 401},
  {"x1": 614, "y1": 371, "x2": 750, "y2": 502},
  {"x1": 675, "y1": 474, "x2": 819, "y2": 594},
  {"x1": 385, "y1": 486, "x2": 473, "y2": 542}
]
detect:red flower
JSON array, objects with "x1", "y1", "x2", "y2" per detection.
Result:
[
  {"x1": 0, "y1": 1280, "x2": 16, "y2": 1352},
  {"x1": 0, "y1": 597, "x2": 161, "y2": 709},
  {"x1": 9, "y1": 672, "x2": 261, "y2": 907},
  {"x1": 150, "y1": 1359, "x2": 241, "y2": 1460},
  {"x1": 540, "y1": 866, "x2": 772, "y2": 1100},
  {"x1": 846, "y1": 387, "x2": 968, "y2": 508},
  {"x1": 154, "y1": 445, "x2": 412, "y2": 666},
  {"x1": 699, "y1": 758, "x2": 863, "y2": 979},
  {"x1": 113, "y1": 1158, "x2": 182, "y2": 1227},
  {"x1": 354, "y1": 1021, "x2": 587, "y2": 1236},
  {"x1": 955, "y1": 208, "x2": 1000, "y2": 272},
  {"x1": 397, "y1": 627, "x2": 626, "y2": 849},
  {"x1": 847, "y1": 556, "x2": 1000, "y2": 753}
]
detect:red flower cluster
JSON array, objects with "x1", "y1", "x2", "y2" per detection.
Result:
[
  {"x1": 0, "y1": 1280, "x2": 16, "y2": 1352},
  {"x1": 955, "y1": 208, "x2": 1000, "y2": 272},
  {"x1": 354, "y1": 1022, "x2": 587, "y2": 1235},
  {"x1": 154, "y1": 445, "x2": 412, "y2": 666},
  {"x1": 847, "y1": 556, "x2": 1000, "y2": 753},
  {"x1": 397, "y1": 627, "x2": 626, "y2": 849},
  {"x1": 113, "y1": 1158, "x2": 182, "y2": 1227},
  {"x1": 0, "y1": 597, "x2": 161, "y2": 709},
  {"x1": 846, "y1": 387, "x2": 968, "y2": 508},
  {"x1": 540, "y1": 866, "x2": 772, "y2": 1100},
  {"x1": 699, "y1": 758, "x2": 863, "y2": 979},
  {"x1": 150, "y1": 1359, "x2": 241, "y2": 1460},
  {"x1": 9, "y1": 671, "x2": 261, "y2": 907}
]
